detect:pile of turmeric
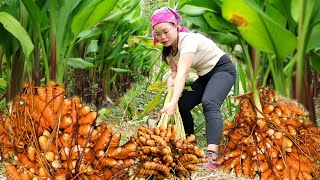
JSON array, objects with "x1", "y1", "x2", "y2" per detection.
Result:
[
  {"x1": 0, "y1": 81, "x2": 136, "y2": 179},
  {"x1": 219, "y1": 87, "x2": 320, "y2": 180},
  {"x1": 133, "y1": 125, "x2": 205, "y2": 179}
]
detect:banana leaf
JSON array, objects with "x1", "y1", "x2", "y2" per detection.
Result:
[
  {"x1": 0, "y1": 12, "x2": 34, "y2": 58},
  {"x1": 222, "y1": 0, "x2": 297, "y2": 59},
  {"x1": 71, "y1": 0, "x2": 119, "y2": 38}
]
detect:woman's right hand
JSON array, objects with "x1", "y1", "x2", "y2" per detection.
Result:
[{"x1": 160, "y1": 101, "x2": 176, "y2": 119}]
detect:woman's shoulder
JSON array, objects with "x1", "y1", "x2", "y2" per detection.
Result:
[
  {"x1": 179, "y1": 32, "x2": 198, "y2": 43},
  {"x1": 179, "y1": 32, "x2": 210, "y2": 40},
  {"x1": 179, "y1": 32, "x2": 196, "y2": 38},
  {"x1": 179, "y1": 32, "x2": 214, "y2": 46}
]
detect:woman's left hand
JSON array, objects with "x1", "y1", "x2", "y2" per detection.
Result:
[{"x1": 160, "y1": 101, "x2": 176, "y2": 119}]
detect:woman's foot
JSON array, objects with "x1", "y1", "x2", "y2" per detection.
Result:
[{"x1": 202, "y1": 150, "x2": 218, "y2": 170}]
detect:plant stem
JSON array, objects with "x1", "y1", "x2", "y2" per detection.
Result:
[
  {"x1": 239, "y1": 37, "x2": 263, "y2": 118},
  {"x1": 295, "y1": 0, "x2": 313, "y2": 101}
]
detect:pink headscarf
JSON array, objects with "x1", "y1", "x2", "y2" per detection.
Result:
[{"x1": 151, "y1": 7, "x2": 190, "y2": 46}]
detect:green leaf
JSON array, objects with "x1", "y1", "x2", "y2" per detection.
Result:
[
  {"x1": 106, "y1": 33, "x2": 130, "y2": 60},
  {"x1": 192, "y1": 106, "x2": 205, "y2": 133},
  {"x1": 128, "y1": 36, "x2": 162, "y2": 49},
  {"x1": 311, "y1": 0, "x2": 320, "y2": 25},
  {"x1": 148, "y1": 81, "x2": 167, "y2": 91},
  {"x1": 110, "y1": 67, "x2": 131, "y2": 73},
  {"x1": 106, "y1": 73, "x2": 118, "y2": 85},
  {"x1": 98, "y1": 107, "x2": 111, "y2": 118},
  {"x1": 0, "y1": 12, "x2": 34, "y2": 58},
  {"x1": 266, "y1": 0, "x2": 297, "y2": 31},
  {"x1": 307, "y1": 23, "x2": 320, "y2": 51},
  {"x1": 21, "y1": 0, "x2": 49, "y2": 28},
  {"x1": 187, "y1": 16, "x2": 211, "y2": 30},
  {"x1": 180, "y1": 5, "x2": 207, "y2": 16},
  {"x1": 77, "y1": 28, "x2": 102, "y2": 43},
  {"x1": 85, "y1": 40, "x2": 98, "y2": 54},
  {"x1": 222, "y1": 0, "x2": 297, "y2": 58},
  {"x1": 203, "y1": 12, "x2": 236, "y2": 31},
  {"x1": 291, "y1": 0, "x2": 320, "y2": 26},
  {"x1": 140, "y1": 89, "x2": 164, "y2": 118},
  {"x1": 100, "y1": 22, "x2": 118, "y2": 43},
  {"x1": 207, "y1": 31, "x2": 239, "y2": 46},
  {"x1": 237, "y1": 61, "x2": 248, "y2": 92},
  {"x1": 85, "y1": 57, "x2": 96, "y2": 63},
  {"x1": 310, "y1": 52, "x2": 320, "y2": 72},
  {"x1": 178, "y1": 0, "x2": 221, "y2": 13},
  {"x1": 71, "y1": 0, "x2": 119, "y2": 38},
  {"x1": 100, "y1": 0, "x2": 139, "y2": 24},
  {"x1": 291, "y1": 0, "x2": 300, "y2": 23},
  {"x1": 67, "y1": 58, "x2": 94, "y2": 69},
  {"x1": 265, "y1": 4, "x2": 286, "y2": 27},
  {"x1": 0, "y1": 78, "x2": 6, "y2": 87},
  {"x1": 56, "y1": 0, "x2": 82, "y2": 48},
  {"x1": 194, "y1": 120, "x2": 205, "y2": 134},
  {"x1": 267, "y1": 0, "x2": 291, "y2": 18}
]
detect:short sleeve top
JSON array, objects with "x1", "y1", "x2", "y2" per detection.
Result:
[{"x1": 169, "y1": 32, "x2": 225, "y2": 76}]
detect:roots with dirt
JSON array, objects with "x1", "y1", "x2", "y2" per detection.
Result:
[{"x1": 218, "y1": 87, "x2": 320, "y2": 180}]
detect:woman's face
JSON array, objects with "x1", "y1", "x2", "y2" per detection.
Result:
[{"x1": 153, "y1": 22, "x2": 178, "y2": 47}]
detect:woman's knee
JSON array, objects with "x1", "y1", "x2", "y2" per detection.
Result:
[{"x1": 201, "y1": 98, "x2": 220, "y2": 112}]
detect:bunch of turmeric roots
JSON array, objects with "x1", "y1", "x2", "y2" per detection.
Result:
[
  {"x1": 1, "y1": 81, "x2": 319, "y2": 180},
  {"x1": 0, "y1": 81, "x2": 206, "y2": 180},
  {"x1": 133, "y1": 126, "x2": 205, "y2": 179},
  {"x1": 1, "y1": 81, "x2": 138, "y2": 179},
  {"x1": 219, "y1": 87, "x2": 320, "y2": 180}
]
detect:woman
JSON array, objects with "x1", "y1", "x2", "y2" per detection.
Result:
[{"x1": 152, "y1": 7, "x2": 236, "y2": 170}]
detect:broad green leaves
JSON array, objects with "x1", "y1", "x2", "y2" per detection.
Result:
[
  {"x1": 21, "y1": 0, "x2": 48, "y2": 29},
  {"x1": 180, "y1": 5, "x2": 207, "y2": 16},
  {"x1": 203, "y1": 12, "x2": 236, "y2": 32},
  {"x1": 310, "y1": 52, "x2": 320, "y2": 72},
  {"x1": 307, "y1": 23, "x2": 320, "y2": 51},
  {"x1": 71, "y1": 0, "x2": 119, "y2": 38},
  {"x1": 0, "y1": 12, "x2": 34, "y2": 58},
  {"x1": 222, "y1": 0, "x2": 297, "y2": 58},
  {"x1": 178, "y1": 0, "x2": 221, "y2": 13}
]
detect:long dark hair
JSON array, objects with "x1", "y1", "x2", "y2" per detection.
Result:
[
  {"x1": 161, "y1": 25, "x2": 179, "y2": 63},
  {"x1": 161, "y1": 46, "x2": 171, "y2": 63}
]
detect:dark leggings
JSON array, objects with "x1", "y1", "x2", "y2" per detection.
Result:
[{"x1": 178, "y1": 54, "x2": 236, "y2": 144}]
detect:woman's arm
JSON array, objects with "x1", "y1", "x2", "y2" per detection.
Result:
[
  {"x1": 167, "y1": 59, "x2": 177, "y2": 88},
  {"x1": 161, "y1": 52, "x2": 195, "y2": 117},
  {"x1": 168, "y1": 59, "x2": 177, "y2": 75},
  {"x1": 171, "y1": 52, "x2": 194, "y2": 104}
]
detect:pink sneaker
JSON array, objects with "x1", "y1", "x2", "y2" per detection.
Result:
[{"x1": 202, "y1": 150, "x2": 218, "y2": 170}]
